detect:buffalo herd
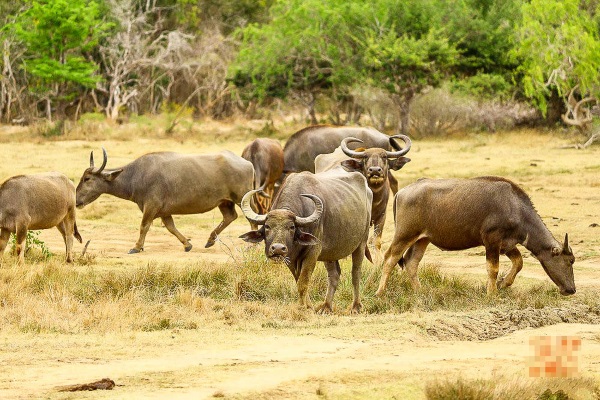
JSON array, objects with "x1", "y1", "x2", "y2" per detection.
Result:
[{"x1": 0, "y1": 124, "x2": 576, "y2": 311}]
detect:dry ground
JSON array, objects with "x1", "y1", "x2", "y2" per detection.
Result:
[{"x1": 0, "y1": 123, "x2": 599, "y2": 399}]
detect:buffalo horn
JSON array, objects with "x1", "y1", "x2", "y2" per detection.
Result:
[
  {"x1": 563, "y1": 233, "x2": 570, "y2": 253},
  {"x1": 240, "y1": 190, "x2": 267, "y2": 225},
  {"x1": 386, "y1": 135, "x2": 412, "y2": 158},
  {"x1": 341, "y1": 137, "x2": 368, "y2": 159},
  {"x1": 295, "y1": 194, "x2": 324, "y2": 226},
  {"x1": 98, "y1": 147, "x2": 108, "y2": 173},
  {"x1": 90, "y1": 147, "x2": 108, "y2": 173}
]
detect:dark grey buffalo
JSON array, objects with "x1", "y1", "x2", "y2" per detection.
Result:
[
  {"x1": 315, "y1": 135, "x2": 411, "y2": 261},
  {"x1": 239, "y1": 167, "x2": 373, "y2": 313},
  {"x1": 283, "y1": 125, "x2": 402, "y2": 193},
  {"x1": 241, "y1": 138, "x2": 284, "y2": 216},
  {"x1": 376, "y1": 176, "x2": 576, "y2": 296},
  {"x1": 0, "y1": 172, "x2": 82, "y2": 264},
  {"x1": 76, "y1": 149, "x2": 254, "y2": 253}
]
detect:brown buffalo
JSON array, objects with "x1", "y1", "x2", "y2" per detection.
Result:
[
  {"x1": 315, "y1": 135, "x2": 411, "y2": 261},
  {"x1": 283, "y1": 125, "x2": 402, "y2": 193},
  {"x1": 240, "y1": 167, "x2": 373, "y2": 313},
  {"x1": 376, "y1": 176, "x2": 576, "y2": 296},
  {"x1": 0, "y1": 172, "x2": 82, "y2": 264},
  {"x1": 76, "y1": 148, "x2": 254, "y2": 253},
  {"x1": 241, "y1": 138, "x2": 284, "y2": 217}
]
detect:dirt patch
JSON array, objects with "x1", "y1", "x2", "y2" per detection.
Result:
[{"x1": 423, "y1": 304, "x2": 600, "y2": 341}]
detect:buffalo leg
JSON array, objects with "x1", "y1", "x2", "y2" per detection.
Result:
[
  {"x1": 376, "y1": 237, "x2": 415, "y2": 296},
  {"x1": 205, "y1": 201, "x2": 237, "y2": 248},
  {"x1": 349, "y1": 244, "x2": 366, "y2": 313},
  {"x1": 485, "y1": 246, "x2": 501, "y2": 295},
  {"x1": 161, "y1": 216, "x2": 192, "y2": 252},
  {"x1": 403, "y1": 238, "x2": 429, "y2": 291},
  {"x1": 388, "y1": 172, "x2": 399, "y2": 195},
  {"x1": 15, "y1": 222, "x2": 28, "y2": 265},
  {"x1": 316, "y1": 261, "x2": 341, "y2": 314},
  {"x1": 0, "y1": 229, "x2": 10, "y2": 256},
  {"x1": 296, "y1": 254, "x2": 319, "y2": 309},
  {"x1": 56, "y1": 221, "x2": 74, "y2": 263},
  {"x1": 497, "y1": 247, "x2": 523, "y2": 289},
  {"x1": 370, "y1": 213, "x2": 386, "y2": 265},
  {"x1": 131, "y1": 208, "x2": 156, "y2": 254}
]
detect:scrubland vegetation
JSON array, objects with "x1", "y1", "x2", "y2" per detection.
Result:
[{"x1": 0, "y1": 120, "x2": 597, "y2": 398}]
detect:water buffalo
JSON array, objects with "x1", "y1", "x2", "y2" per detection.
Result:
[
  {"x1": 376, "y1": 176, "x2": 576, "y2": 296},
  {"x1": 283, "y1": 125, "x2": 402, "y2": 193},
  {"x1": 315, "y1": 135, "x2": 411, "y2": 262},
  {"x1": 0, "y1": 172, "x2": 82, "y2": 264},
  {"x1": 239, "y1": 167, "x2": 373, "y2": 313},
  {"x1": 76, "y1": 148, "x2": 254, "y2": 253},
  {"x1": 241, "y1": 138, "x2": 284, "y2": 217}
]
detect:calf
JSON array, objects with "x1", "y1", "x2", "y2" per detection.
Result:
[{"x1": 0, "y1": 172, "x2": 82, "y2": 264}]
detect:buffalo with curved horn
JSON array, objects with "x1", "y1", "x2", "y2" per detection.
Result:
[
  {"x1": 77, "y1": 148, "x2": 254, "y2": 253},
  {"x1": 240, "y1": 166, "x2": 373, "y2": 313},
  {"x1": 314, "y1": 134, "x2": 412, "y2": 262},
  {"x1": 283, "y1": 125, "x2": 406, "y2": 193}
]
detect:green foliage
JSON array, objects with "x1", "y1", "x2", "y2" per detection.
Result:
[
  {"x1": 9, "y1": 230, "x2": 53, "y2": 260},
  {"x1": 513, "y1": 0, "x2": 600, "y2": 115},
  {"x1": 230, "y1": 0, "x2": 359, "y2": 101},
  {"x1": 8, "y1": 0, "x2": 112, "y2": 111},
  {"x1": 450, "y1": 73, "x2": 513, "y2": 100}
]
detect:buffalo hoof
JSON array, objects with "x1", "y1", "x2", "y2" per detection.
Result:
[
  {"x1": 184, "y1": 243, "x2": 193, "y2": 252},
  {"x1": 350, "y1": 302, "x2": 363, "y2": 314},
  {"x1": 128, "y1": 248, "x2": 143, "y2": 254},
  {"x1": 204, "y1": 240, "x2": 215, "y2": 248},
  {"x1": 316, "y1": 303, "x2": 333, "y2": 314}
]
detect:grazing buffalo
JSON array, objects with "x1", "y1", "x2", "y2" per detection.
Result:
[
  {"x1": 315, "y1": 135, "x2": 411, "y2": 261},
  {"x1": 376, "y1": 176, "x2": 576, "y2": 296},
  {"x1": 0, "y1": 172, "x2": 82, "y2": 264},
  {"x1": 241, "y1": 138, "x2": 284, "y2": 217},
  {"x1": 76, "y1": 148, "x2": 254, "y2": 253},
  {"x1": 239, "y1": 167, "x2": 373, "y2": 313},
  {"x1": 283, "y1": 125, "x2": 402, "y2": 193}
]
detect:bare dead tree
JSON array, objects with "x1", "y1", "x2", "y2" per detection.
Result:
[
  {"x1": 561, "y1": 84, "x2": 595, "y2": 131},
  {"x1": 0, "y1": 34, "x2": 28, "y2": 124},
  {"x1": 97, "y1": 0, "x2": 194, "y2": 120}
]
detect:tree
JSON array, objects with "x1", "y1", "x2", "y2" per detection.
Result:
[
  {"x1": 230, "y1": 0, "x2": 361, "y2": 123},
  {"x1": 360, "y1": 0, "x2": 459, "y2": 134},
  {"x1": 10, "y1": 0, "x2": 112, "y2": 121},
  {"x1": 513, "y1": 0, "x2": 600, "y2": 138},
  {"x1": 95, "y1": 0, "x2": 196, "y2": 120}
]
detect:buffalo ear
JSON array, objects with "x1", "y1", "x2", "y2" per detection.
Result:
[
  {"x1": 296, "y1": 231, "x2": 319, "y2": 246},
  {"x1": 341, "y1": 159, "x2": 362, "y2": 172},
  {"x1": 551, "y1": 246, "x2": 561, "y2": 256},
  {"x1": 389, "y1": 157, "x2": 411, "y2": 171},
  {"x1": 103, "y1": 169, "x2": 123, "y2": 181},
  {"x1": 239, "y1": 230, "x2": 265, "y2": 243}
]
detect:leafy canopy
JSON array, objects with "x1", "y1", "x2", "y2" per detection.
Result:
[
  {"x1": 11, "y1": 0, "x2": 112, "y2": 95},
  {"x1": 513, "y1": 0, "x2": 600, "y2": 115}
]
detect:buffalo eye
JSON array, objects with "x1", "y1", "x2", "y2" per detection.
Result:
[
  {"x1": 264, "y1": 224, "x2": 271, "y2": 231},
  {"x1": 288, "y1": 224, "x2": 295, "y2": 231},
  {"x1": 83, "y1": 177, "x2": 91, "y2": 182}
]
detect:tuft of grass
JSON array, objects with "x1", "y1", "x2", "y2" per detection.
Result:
[{"x1": 425, "y1": 376, "x2": 599, "y2": 400}]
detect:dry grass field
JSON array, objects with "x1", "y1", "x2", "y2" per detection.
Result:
[{"x1": 0, "y1": 119, "x2": 599, "y2": 399}]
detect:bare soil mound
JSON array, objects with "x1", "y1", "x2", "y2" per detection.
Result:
[{"x1": 423, "y1": 304, "x2": 600, "y2": 341}]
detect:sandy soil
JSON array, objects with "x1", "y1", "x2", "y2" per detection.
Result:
[{"x1": 0, "y1": 131, "x2": 599, "y2": 399}]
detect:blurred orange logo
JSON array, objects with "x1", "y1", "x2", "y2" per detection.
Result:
[{"x1": 528, "y1": 336, "x2": 581, "y2": 378}]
